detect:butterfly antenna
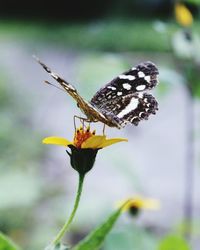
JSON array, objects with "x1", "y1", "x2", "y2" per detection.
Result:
[{"x1": 44, "y1": 80, "x2": 66, "y2": 93}]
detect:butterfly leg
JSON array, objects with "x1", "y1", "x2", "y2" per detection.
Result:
[
  {"x1": 81, "y1": 119, "x2": 92, "y2": 131},
  {"x1": 73, "y1": 115, "x2": 77, "y2": 131},
  {"x1": 103, "y1": 124, "x2": 106, "y2": 135},
  {"x1": 82, "y1": 119, "x2": 85, "y2": 130},
  {"x1": 73, "y1": 115, "x2": 91, "y2": 130}
]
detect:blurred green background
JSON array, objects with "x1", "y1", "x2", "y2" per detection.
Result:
[{"x1": 0, "y1": 0, "x2": 200, "y2": 249}]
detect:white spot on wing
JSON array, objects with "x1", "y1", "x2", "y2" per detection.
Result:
[
  {"x1": 117, "y1": 92, "x2": 122, "y2": 96},
  {"x1": 130, "y1": 116, "x2": 137, "y2": 122},
  {"x1": 51, "y1": 72, "x2": 58, "y2": 79},
  {"x1": 67, "y1": 83, "x2": 76, "y2": 91},
  {"x1": 136, "y1": 85, "x2": 146, "y2": 91},
  {"x1": 117, "y1": 98, "x2": 139, "y2": 118},
  {"x1": 139, "y1": 112, "x2": 144, "y2": 117},
  {"x1": 119, "y1": 75, "x2": 136, "y2": 80},
  {"x1": 138, "y1": 71, "x2": 145, "y2": 78},
  {"x1": 106, "y1": 91, "x2": 112, "y2": 96},
  {"x1": 123, "y1": 83, "x2": 132, "y2": 90},
  {"x1": 144, "y1": 75, "x2": 151, "y2": 83},
  {"x1": 138, "y1": 93, "x2": 144, "y2": 98},
  {"x1": 107, "y1": 86, "x2": 116, "y2": 90}
]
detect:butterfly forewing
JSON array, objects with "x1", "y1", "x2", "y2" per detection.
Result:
[{"x1": 35, "y1": 57, "x2": 107, "y2": 122}]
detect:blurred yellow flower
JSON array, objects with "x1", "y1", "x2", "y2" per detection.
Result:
[
  {"x1": 175, "y1": 3, "x2": 193, "y2": 27},
  {"x1": 118, "y1": 196, "x2": 160, "y2": 216}
]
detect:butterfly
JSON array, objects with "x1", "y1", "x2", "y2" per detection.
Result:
[{"x1": 36, "y1": 57, "x2": 159, "y2": 129}]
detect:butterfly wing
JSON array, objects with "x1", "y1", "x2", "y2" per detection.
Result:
[
  {"x1": 91, "y1": 61, "x2": 158, "y2": 105},
  {"x1": 98, "y1": 93, "x2": 158, "y2": 128},
  {"x1": 91, "y1": 61, "x2": 159, "y2": 127},
  {"x1": 35, "y1": 57, "x2": 108, "y2": 122},
  {"x1": 35, "y1": 57, "x2": 81, "y2": 99},
  {"x1": 36, "y1": 58, "x2": 159, "y2": 128}
]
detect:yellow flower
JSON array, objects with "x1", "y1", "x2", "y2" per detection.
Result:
[
  {"x1": 175, "y1": 3, "x2": 193, "y2": 27},
  {"x1": 43, "y1": 126, "x2": 127, "y2": 175},
  {"x1": 43, "y1": 126, "x2": 127, "y2": 149},
  {"x1": 118, "y1": 196, "x2": 160, "y2": 216}
]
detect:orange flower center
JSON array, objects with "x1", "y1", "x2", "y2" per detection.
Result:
[{"x1": 73, "y1": 126, "x2": 95, "y2": 148}]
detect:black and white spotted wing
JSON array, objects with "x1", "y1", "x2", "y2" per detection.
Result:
[
  {"x1": 91, "y1": 61, "x2": 158, "y2": 106},
  {"x1": 94, "y1": 92, "x2": 158, "y2": 128},
  {"x1": 36, "y1": 58, "x2": 159, "y2": 129},
  {"x1": 90, "y1": 61, "x2": 159, "y2": 127}
]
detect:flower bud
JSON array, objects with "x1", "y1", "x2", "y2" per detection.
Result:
[{"x1": 67, "y1": 145, "x2": 99, "y2": 175}]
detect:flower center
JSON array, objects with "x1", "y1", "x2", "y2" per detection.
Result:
[{"x1": 73, "y1": 126, "x2": 95, "y2": 148}]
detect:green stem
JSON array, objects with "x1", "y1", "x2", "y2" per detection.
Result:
[{"x1": 52, "y1": 174, "x2": 85, "y2": 245}]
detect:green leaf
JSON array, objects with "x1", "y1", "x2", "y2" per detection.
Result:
[
  {"x1": 158, "y1": 235, "x2": 191, "y2": 250},
  {"x1": 72, "y1": 206, "x2": 124, "y2": 250},
  {"x1": 0, "y1": 232, "x2": 21, "y2": 250}
]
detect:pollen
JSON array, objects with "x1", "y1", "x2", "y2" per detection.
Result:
[{"x1": 73, "y1": 126, "x2": 93, "y2": 148}]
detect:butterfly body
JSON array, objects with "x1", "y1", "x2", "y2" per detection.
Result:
[{"x1": 36, "y1": 58, "x2": 159, "y2": 129}]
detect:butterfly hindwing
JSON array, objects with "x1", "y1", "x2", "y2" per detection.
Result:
[{"x1": 98, "y1": 93, "x2": 158, "y2": 127}]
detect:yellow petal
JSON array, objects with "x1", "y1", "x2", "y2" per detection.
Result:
[
  {"x1": 81, "y1": 135, "x2": 106, "y2": 149},
  {"x1": 139, "y1": 198, "x2": 160, "y2": 210},
  {"x1": 98, "y1": 138, "x2": 128, "y2": 148},
  {"x1": 42, "y1": 136, "x2": 72, "y2": 146},
  {"x1": 175, "y1": 3, "x2": 193, "y2": 27}
]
